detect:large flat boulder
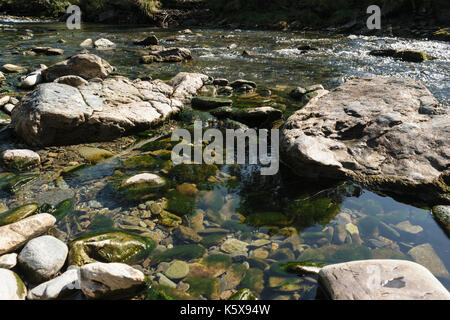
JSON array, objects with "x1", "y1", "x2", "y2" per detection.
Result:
[
  {"x1": 281, "y1": 77, "x2": 449, "y2": 204},
  {"x1": 318, "y1": 259, "x2": 450, "y2": 300},
  {"x1": 12, "y1": 73, "x2": 208, "y2": 146}
]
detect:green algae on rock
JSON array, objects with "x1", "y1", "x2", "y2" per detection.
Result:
[
  {"x1": 184, "y1": 276, "x2": 220, "y2": 300},
  {"x1": 0, "y1": 203, "x2": 38, "y2": 226},
  {"x1": 0, "y1": 173, "x2": 38, "y2": 194},
  {"x1": 299, "y1": 244, "x2": 372, "y2": 264},
  {"x1": 51, "y1": 198, "x2": 75, "y2": 221},
  {"x1": 229, "y1": 288, "x2": 258, "y2": 300},
  {"x1": 239, "y1": 268, "x2": 264, "y2": 296},
  {"x1": 151, "y1": 244, "x2": 206, "y2": 265},
  {"x1": 169, "y1": 163, "x2": 219, "y2": 184},
  {"x1": 146, "y1": 284, "x2": 195, "y2": 300},
  {"x1": 68, "y1": 230, "x2": 156, "y2": 266},
  {"x1": 165, "y1": 190, "x2": 196, "y2": 216},
  {"x1": 158, "y1": 210, "x2": 183, "y2": 227}
]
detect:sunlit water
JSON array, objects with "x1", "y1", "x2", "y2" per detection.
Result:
[{"x1": 0, "y1": 22, "x2": 449, "y2": 300}]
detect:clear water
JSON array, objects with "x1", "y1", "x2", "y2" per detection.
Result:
[{"x1": 0, "y1": 22, "x2": 449, "y2": 300}]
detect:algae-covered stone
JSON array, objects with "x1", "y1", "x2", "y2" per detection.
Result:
[
  {"x1": 184, "y1": 276, "x2": 220, "y2": 299},
  {"x1": 239, "y1": 268, "x2": 264, "y2": 296},
  {"x1": 151, "y1": 244, "x2": 206, "y2": 264},
  {"x1": 165, "y1": 190, "x2": 196, "y2": 216},
  {"x1": 164, "y1": 260, "x2": 190, "y2": 280},
  {"x1": 299, "y1": 244, "x2": 372, "y2": 264},
  {"x1": 146, "y1": 284, "x2": 195, "y2": 300},
  {"x1": 229, "y1": 288, "x2": 257, "y2": 300},
  {"x1": 0, "y1": 173, "x2": 38, "y2": 194},
  {"x1": 1, "y1": 149, "x2": 41, "y2": 171},
  {"x1": 432, "y1": 205, "x2": 450, "y2": 231},
  {"x1": 191, "y1": 96, "x2": 232, "y2": 110},
  {"x1": 174, "y1": 225, "x2": 202, "y2": 243},
  {"x1": 159, "y1": 210, "x2": 182, "y2": 227},
  {"x1": 68, "y1": 230, "x2": 156, "y2": 266},
  {"x1": 0, "y1": 203, "x2": 38, "y2": 226},
  {"x1": 221, "y1": 238, "x2": 248, "y2": 254},
  {"x1": 176, "y1": 183, "x2": 198, "y2": 196},
  {"x1": 77, "y1": 147, "x2": 113, "y2": 164},
  {"x1": 119, "y1": 173, "x2": 168, "y2": 201},
  {"x1": 169, "y1": 163, "x2": 219, "y2": 184},
  {"x1": 51, "y1": 198, "x2": 75, "y2": 221}
]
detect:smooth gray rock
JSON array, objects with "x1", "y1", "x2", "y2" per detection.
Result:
[
  {"x1": 79, "y1": 262, "x2": 145, "y2": 299},
  {"x1": 0, "y1": 269, "x2": 27, "y2": 300},
  {"x1": 281, "y1": 77, "x2": 450, "y2": 204},
  {"x1": 42, "y1": 54, "x2": 114, "y2": 81},
  {"x1": 408, "y1": 243, "x2": 449, "y2": 278},
  {"x1": 27, "y1": 267, "x2": 79, "y2": 300},
  {"x1": 318, "y1": 259, "x2": 450, "y2": 300},
  {"x1": 0, "y1": 253, "x2": 17, "y2": 269},
  {"x1": 12, "y1": 71, "x2": 208, "y2": 146},
  {"x1": 0, "y1": 214, "x2": 56, "y2": 255},
  {"x1": 18, "y1": 235, "x2": 68, "y2": 283}
]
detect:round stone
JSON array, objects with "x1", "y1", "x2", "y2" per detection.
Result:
[{"x1": 164, "y1": 260, "x2": 189, "y2": 280}]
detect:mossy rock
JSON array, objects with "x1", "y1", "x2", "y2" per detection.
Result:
[
  {"x1": 0, "y1": 173, "x2": 38, "y2": 194},
  {"x1": 88, "y1": 214, "x2": 115, "y2": 231},
  {"x1": 68, "y1": 230, "x2": 156, "y2": 266},
  {"x1": 358, "y1": 215, "x2": 380, "y2": 237},
  {"x1": 122, "y1": 154, "x2": 159, "y2": 169},
  {"x1": 146, "y1": 284, "x2": 195, "y2": 300},
  {"x1": 279, "y1": 261, "x2": 325, "y2": 275},
  {"x1": 229, "y1": 288, "x2": 257, "y2": 300},
  {"x1": 159, "y1": 210, "x2": 182, "y2": 227},
  {"x1": 51, "y1": 198, "x2": 75, "y2": 221},
  {"x1": 151, "y1": 244, "x2": 206, "y2": 264},
  {"x1": 117, "y1": 175, "x2": 168, "y2": 201},
  {"x1": 201, "y1": 254, "x2": 232, "y2": 270},
  {"x1": 221, "y1": 220, "x2": 252, "y2": 233},
  {"x1": 239, "y1": 268, "x2": 264, "y2": 296},
  {"x1": 77, "y1": 147, "x2": 113, "y2": 164},
  {"x1": 149, "y1": 149, "x2": 173, "y2": 160},
  {"x1": 169, "y1": 163, "x2": 219, "y2": 184},
  {"x1": 139, "y1": 138, "x2": 177, "y2": 152},
  {"x1": 165, "y1": 190, "x2": 196, "y2": 216},
  {"x1": 0, "y1": 203, "x2": 38, "y2": 226},
  {"x1": 299, "y1": 244, "x2": 372, "y2": 264},
  {"x1": 245, "y1": 211, "x2": 292, "y2": 227},
  {"x1": 200, "y1": 232, "x2": 227, "y2": 247},
  {"x1": 191, "y1": 96, "x2": 233, "y2": 110},
  {"x1": 184, "y1": 276, "x2": 220, "y2": 300}
]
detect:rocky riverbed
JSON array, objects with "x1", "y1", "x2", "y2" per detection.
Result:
[{"x1": 0, "y1": 21, "x2": 449, "y2": 300}]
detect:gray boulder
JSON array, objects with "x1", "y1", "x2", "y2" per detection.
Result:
[
  {"x1": 0, "y1": 269, "x2": 27, "y2": 300},
  {"x1": 79, "y1": 262, "x2": 146, "y2": 299},
  {"x1": 27, "y1": 267, "x2": 79, "y2": 300},
  {"x1": 18, "y1": 235, "x2": 68, "y2": 283},
  {"x1": 0, "y1": 253, "x2": 17, "y2": 269},
  {"x1": 318, "y1": 259, "x2": 450, "y2": 300},
  {"x1": 41, "y1": 54, "x2": 114, "y2": 82},
  {"x1": 281, "y1": 77, "x2": 449, "y2": 204},
  {"x1": 12, "y1": 72, "x2": 208, "y2": 146}
]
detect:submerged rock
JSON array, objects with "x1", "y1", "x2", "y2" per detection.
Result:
[
  {"x1": 408, "y1": 243, "x2": 449, "y2": 279},
  {"x1": 1, "y1": 149, "x2": 40, "y2": 171},
  {"x1": 29, "y1": 46, "x2": 64, "y2": 56},
  {"x1": 281, "y1": 77, "x2": 450, "y2": 204},
  {"x1": 79, "y1": 262, "x2": 145, "y2": 299},
  {"x1": 0, "y1": 269, "x2": 27, "y2": 300},
  {"x1": 318, "y1": 259, "x2": 450, "y2": 300},
  {"x1": 133, "y1": 35, "x2": 158, "y2": 46},
  {"x1": 18, "y1": 235, "x2": 68, "y2": 283},
  {"x1": 68, "y1": 231, "x2": 156, "y2": 266},
  {"x1": 0, "y1": 213, "x2": 56, "y2": 255},
  {"x1": 13, "y1": 70, "x2": 208, "y2": 146}
]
